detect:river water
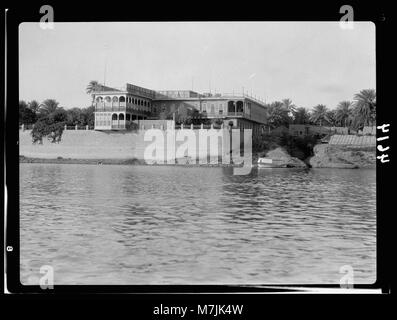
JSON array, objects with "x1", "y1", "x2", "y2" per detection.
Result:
[{"x1": 19, "y1": 163, "x2": 376, "y2": 285}]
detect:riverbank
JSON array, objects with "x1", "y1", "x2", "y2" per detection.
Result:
[
  {"x1": 309, "y1": 144, "x2": 376, "y2": 169},
  {"x1": 19, "y1": 130, "x2": 375, "y2": 169},
  {"x1": 19, "y1": 155, "x2": 241, "y2": 167},
  {"x1": 20, "y1": 143, "x2": 376, "y2": 169}
]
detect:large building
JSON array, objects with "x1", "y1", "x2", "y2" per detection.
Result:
[{"x1": 92, "y1": 83, "x2": 268, "y2": 136}]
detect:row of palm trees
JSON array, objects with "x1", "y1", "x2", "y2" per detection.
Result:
[
  {"x1": 87, "y1": 80, "x2": 376, "y2": 130},
  {"x1": 267, "y1": 89, "x2": 376, "y2": 130}
]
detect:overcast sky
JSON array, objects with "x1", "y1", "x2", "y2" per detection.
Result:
[{"x1": 19, "y1": 22, "x2": 375, "y2": 109}]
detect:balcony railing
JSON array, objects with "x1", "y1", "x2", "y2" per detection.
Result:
[
  {"x1": 111, "y1": 124, "x2": 126, "y2": 130},
  {"x1": 203, "y1": 111, "x2": 247, "y2": 118},
  {"x1": 226, "y1": 112, "x2": 245, "y2": 117},
  {"x1": 96, "y1": 106, "x2": 126, "y2": 112},
  {"x1": 95, "y1": 104, "x2": 150, "y2": 114}
]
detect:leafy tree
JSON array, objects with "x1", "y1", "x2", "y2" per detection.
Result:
[
  {"x1": 49, "y1": 107, "x2": 68, "y2": 123},
  {"x1": 31, "y1": 116, "x2": 65, "y2": 144},
  {"x1": 66, "y1": 107, "x2": 83, "y2": 125},
  {"x1": 28, "y1": 100, "x2": 40, "y2": 114},
  {"x1": 19, "y1": 100, "x2": 36, "y2": 124},
  {"x1": 310, "y1": 104, "x2": 329, "y2": 126},
  {"x1": 352, "y1": 89, "x2": 376, "y2": 129},
  {"x1": 267, "y1": 101, "x2": 292, "y2": 129},
  {"x1": 81, "y1": 106, "x2": 95, "y2": 126}
]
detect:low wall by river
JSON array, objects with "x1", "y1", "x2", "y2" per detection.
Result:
[{"x1": 19, "y1": 129, "x2": 248, "y2": 164}]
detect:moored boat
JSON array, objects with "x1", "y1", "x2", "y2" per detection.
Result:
[{"x1": 257, "y1": 157, "x2": 286, "y2": 168}]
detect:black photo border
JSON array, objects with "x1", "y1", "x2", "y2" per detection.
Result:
[{"x1": 3, "y1": 0, "x2": 393, "y2": 298}]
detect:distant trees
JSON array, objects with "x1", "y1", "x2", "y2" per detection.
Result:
[
  {"x1": 281, "y1": 98, "x2": 297, "y2": 116},
  {"x1": 19, "y1": 97, "x2": 94, "y2": 144},
  {"x1": 266, "y1": 101, "x2": 292, "y2": 129},
  {"x1": 266, "y1": 89, "x2": 376, "y2": 130},
  {"x1": 293, "y1": 107, "x2": 311, "y2": 124},
  {"x1": 37, "y1": 99, "x2": 60, "y2": 118},
  {"x1": 326, "y1": 109, "x2": 338, "y2": 127},
  {"x1": 309, "y1": 104, "x2": 329, "y2": 126},
  {"x1": 64, "y1": 106, "x2": 95, "y2": 126},
  {"x1": 19, "y1": 100, "x2": 37, "y2": 124},
  {"x1": 336, "y1": 101, "x2": 353, "y2": 127},
  {"x1": 351, "y1": 89, "x2": 376, "y2": 129}
]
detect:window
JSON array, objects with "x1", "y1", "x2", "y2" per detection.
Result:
[{"x1": 228, "y1": 101, "x2": 235, "y2": 113}]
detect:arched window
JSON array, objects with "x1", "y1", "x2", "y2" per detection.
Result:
[
  {"x1": 112, "y1": 96, "x2": 118, "y2": 102},
  {"x1": 236, "y1": 101, "x2": 244, "y2": 113},
  {"x1": 119, "y1": 96, "x2": 126, "y2": 102},
  {"x1": 112, "y1": 113, "x2": 118, "y2": 120},
  {"x1": 119, "y1": 113, "x2": 124, "y2": 120},
  {"x1": 105, "y1": 96, "x2": 111, "y2": 103},
  {"x1": 96, "y1": 97, "x2": 103, "y2": 102}
]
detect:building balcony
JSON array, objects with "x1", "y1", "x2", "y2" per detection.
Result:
[
  {"x1": 203, "y1": 111, "x2": 247, "y2": 118},
  {"x1": 96, "y1": 107, "x2": 126, "y2": 112},
  {"x1": 95, "y1": 103, "x2": 150, "y2": 114}
]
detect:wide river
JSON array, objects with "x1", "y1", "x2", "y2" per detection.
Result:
[{"x1": 20, "y1": 163, "x2": 376, "y2": 285}]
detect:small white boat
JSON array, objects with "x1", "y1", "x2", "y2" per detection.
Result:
[{"x1": 257, "y1": 157, "x2": 286, "y2": 168}]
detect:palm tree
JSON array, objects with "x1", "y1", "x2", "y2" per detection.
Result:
[
  {"x1": 336, "y1": 101, "x2": 352, "y2": 127},
  {"x1": 293, "y1": 107, "x2": 311, "y2": 124},
  {"x1": 38, "y1": 99, "x2": 59, "y2": 117},
  {"x1": 28, "y1": 100, "x2": 40, "y2": 114},
  {"x1": 281, "y1": 98, "x2": 297, "y2": 116},
  {"x1": 267, "y1": 101, "x2": 292, "y2": 129},
  {"x1": 86, "y1": 80, "x2": 100, "y2": 105},
  {"x1": 326, "y1": 110, "x2": 338, "y2": 127},
  {"x1": 352, "y1": 89, "x2": 376, "y2": 128},
  {"x1": 310, "y1": 104, "x2": 329, "y2": 126}
]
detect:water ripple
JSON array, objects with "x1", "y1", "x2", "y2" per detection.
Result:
[{"x1": 20, "y1": 164, "x2": 376, "y2": 285}]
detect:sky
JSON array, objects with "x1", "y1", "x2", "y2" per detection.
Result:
[{"x1": 19, "y1": 22, "x2": 375, "y2": 110}]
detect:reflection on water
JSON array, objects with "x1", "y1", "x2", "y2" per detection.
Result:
[{"x1": 20, "y1": 163, "x2": 376, "y2": 284}]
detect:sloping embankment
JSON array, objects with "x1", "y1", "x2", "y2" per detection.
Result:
[
  {"x1": 264, "y1": 147, "x2": 307, "y2": 168},
  {"x1": 309, "y1": 144, "x2": 376, "y2": 168}
]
